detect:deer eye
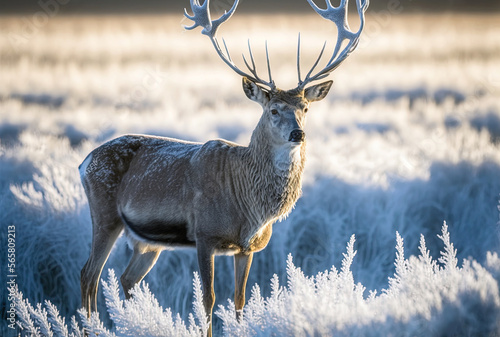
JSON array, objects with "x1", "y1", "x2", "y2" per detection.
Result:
[
  {"x1": 271, "y1": 109, "x2": 279, "y2": 115},
  {"x1": 304, "y1": 107, "x2": 309, "y2": 113}
]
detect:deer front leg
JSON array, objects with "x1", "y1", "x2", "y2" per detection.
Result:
[
  {"x1": 234, "y1": 252, "x2": 253, "y2": 322},
  {"x1": 197, "y1": 242, "x2": 215, "y2": 337}
]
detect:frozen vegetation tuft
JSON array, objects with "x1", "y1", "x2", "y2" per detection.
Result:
[{"x1": 13, "y1": 225, "x2": 500, "y2": 336}]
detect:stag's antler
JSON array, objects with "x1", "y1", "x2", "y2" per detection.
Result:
[
  {"x1": 297, "y1": 0, "x2": 369, "y2": 89},
  {"x1": 184, "y1": 0, "x2": 276, "y2": 90},
  {"x1": 185, "y1": 0, "x2": 368, "y2": 92}
]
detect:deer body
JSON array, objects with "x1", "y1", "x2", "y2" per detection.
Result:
[
  {"x1": 82, "y1": 124, "x2": 304, "y2": 257},
  {"x1": 80, "y1": 1, "x2": 368, "y2": 335}
]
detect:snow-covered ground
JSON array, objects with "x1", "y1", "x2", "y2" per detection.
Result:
[{"x1": 1, "y1": 11, "x2": 500, "y2": 336}]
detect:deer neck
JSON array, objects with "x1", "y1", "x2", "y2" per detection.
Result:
[{"x1": 242, "y1": 122, "x2": 306, "y2": 222}]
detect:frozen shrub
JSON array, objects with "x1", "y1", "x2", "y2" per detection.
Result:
[
  {"x1": 13, "y1": 225, "x2": 500, "y2": 337},
  {"x1": 217, "y1": 224, "x2": 500, "y2": 337}
]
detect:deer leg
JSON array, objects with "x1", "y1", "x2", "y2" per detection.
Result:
[
  {"x1": 197, "y1": 242, "x2": 215, "y2": 337},
  {"x1": 120, "y1": 248, "x2": 161, "y2": 299},
  {"x1": 234, "y1": 252, "x2": 253, "y2": 322},
  {"x1": 81, "y1": 218, "x2": 123, "y2": 316}
]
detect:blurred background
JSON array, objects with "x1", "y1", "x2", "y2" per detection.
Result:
[
  {"x1": 1, "y1": 0, "x2": 499, "y2": 336},
  {"x1": 1, "y1": 0, "x2": 499, "y2": 13}
]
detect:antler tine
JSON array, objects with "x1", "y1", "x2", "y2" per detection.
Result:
[
  {"x1": 298, "y1": 0, "x2": 369, "y2": 90},
  {"x1": 184, "y1": 0, "x2": 276, "y2": 90},
  {"x1": 265, "y1": 41, "x2": 273, "y2": 86},
  {"x1": 222, "y1": 38, "x2": 232, "y2": 61},
  {"x1": 241, "y1": 41, "x2": 275, "y2": 89},
  {"x1": 244, "y1": 40, "x2": 257, "y2": 75},
  {"x1": 297, "y1": 33, "x2": 302, "y2": 84},
  {"x1": 304, "y1": 41, "x2": 327, "y2": 81}
]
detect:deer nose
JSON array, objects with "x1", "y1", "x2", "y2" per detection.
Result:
[{"x1": 289, "y1": 129, "x2": 305, "y2": 143}]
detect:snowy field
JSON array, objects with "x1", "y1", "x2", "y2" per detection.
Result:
[{"x1": 1, "y1": 10, "x2": 500, "y2": 336}]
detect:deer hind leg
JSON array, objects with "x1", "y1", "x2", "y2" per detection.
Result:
[
  {"x1": 120, "y1": 247, "x2": 161, "y2": 299},
  {"x1": 81, "y1": 215, "x2": 123, "y2": 316}
]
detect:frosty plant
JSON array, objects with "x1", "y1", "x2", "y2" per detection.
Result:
[
  {"x1": 15, "y1": 225, "x2": 500, "y2": 336},
  {"x1": 79, "y1": 0, "x2": 368, "y2": 336}
]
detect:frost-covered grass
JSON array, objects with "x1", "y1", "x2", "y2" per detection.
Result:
[
  {"x1": 1, "y1": 12, "x2": 500, "y2": 337},
  {"x1": 12, "y1": 225, "x2": 500, "y2": 336}
]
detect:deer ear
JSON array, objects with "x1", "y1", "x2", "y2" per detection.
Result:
[
  {"x1": 242, "y1": 77, "x2": 270, "y2": 106},
  {"x1": 304, "y1": 80, "x2": 333, "y2": 102}
]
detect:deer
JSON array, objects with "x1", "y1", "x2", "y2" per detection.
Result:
[{"x1": 79, "y1": 0, "x2": 368, "y2": 335}]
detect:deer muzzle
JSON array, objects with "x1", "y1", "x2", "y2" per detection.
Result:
[{"x1": 289, "y1": 129, "x2": 305, "y2": 143}]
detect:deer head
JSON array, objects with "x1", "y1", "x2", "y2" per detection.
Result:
[
  {"x1": 185, "y1": 0, "x2": 368, "y2": 147},
  {"x1": 242, "y1": 77, "x2": 332, "y2": 148}
]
